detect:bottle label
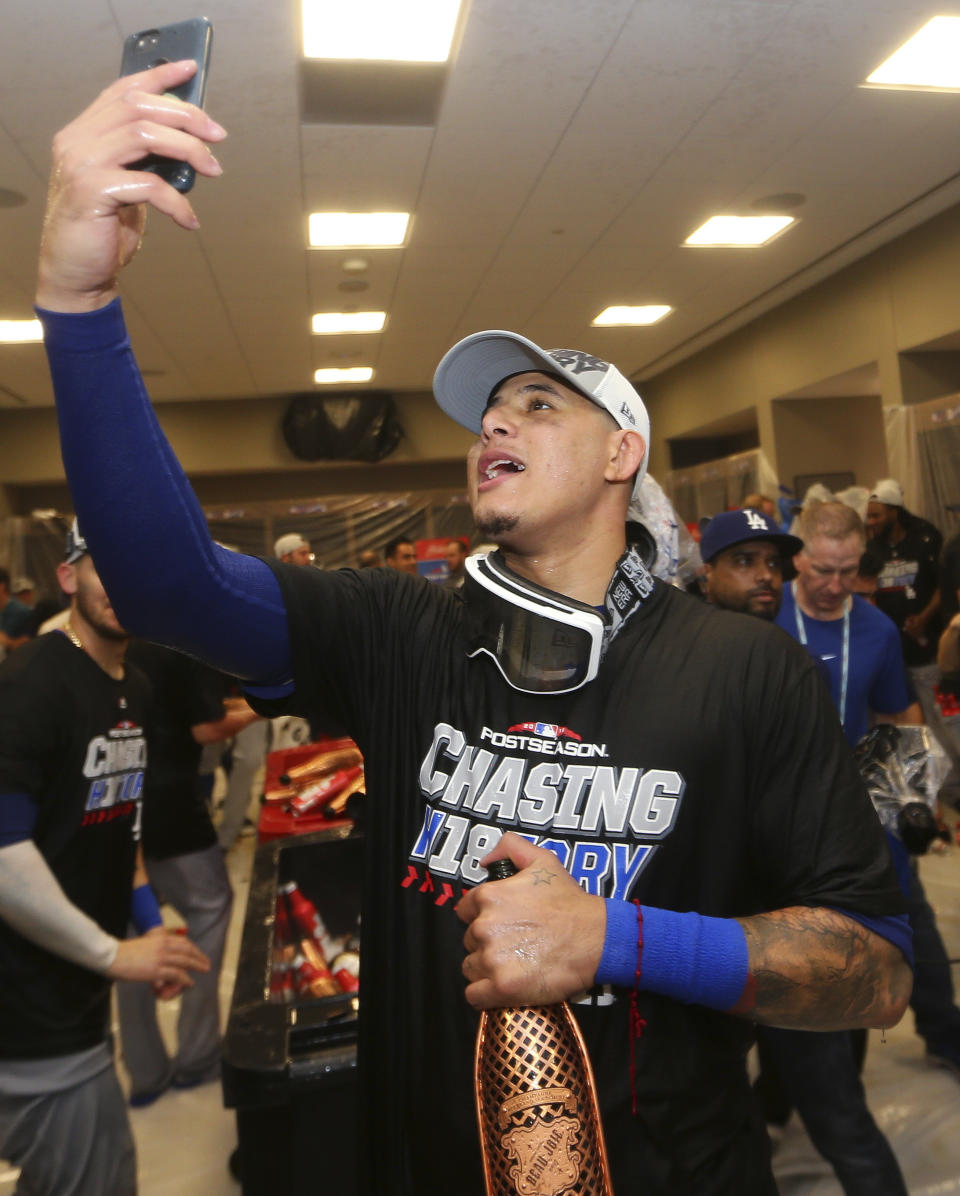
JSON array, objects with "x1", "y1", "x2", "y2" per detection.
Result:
[{"x1": 499, "y1": 1092, "x2": 582, "y2": 1196}]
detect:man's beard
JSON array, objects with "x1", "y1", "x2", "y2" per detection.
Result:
[
  {"x1": 75, "y1": 590, "x2": 128, "y2": 642},
  {"x1": 476, "y1": 513, "x2": 520, "y2": 540}
]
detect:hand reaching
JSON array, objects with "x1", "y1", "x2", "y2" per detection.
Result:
[{"x1": 107, "y1": 926, "x2": 210, "y2": 1000}]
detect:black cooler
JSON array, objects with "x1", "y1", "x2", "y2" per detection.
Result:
[{"x1": 222, "y1": 825, "x2": 362, "y2": 1194}]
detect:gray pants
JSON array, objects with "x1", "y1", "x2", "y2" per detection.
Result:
[
  {"x1": 217, "y1": 720, "x2": 269, "y2": 850},
  {"x1": 0, "y1": 1061, "x2": 136, "y2": 1195},
  {"x1": 117, "y1": 844, "x2": 232, "y2": 1098}
]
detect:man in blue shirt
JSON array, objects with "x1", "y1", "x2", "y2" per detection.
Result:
[
  {"x1": 775, "y1": 501, "x2": 921, "y2": 746},
  {"x1": 779, "y1": 500, "x2": 960, "y2": 1082}
]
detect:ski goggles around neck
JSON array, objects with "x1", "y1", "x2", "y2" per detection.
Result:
[{"x1": 463, "y1": 551, "x2": 605, "y2": 695}]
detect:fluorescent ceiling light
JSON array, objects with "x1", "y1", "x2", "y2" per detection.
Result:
[
  {"x1": 312, "y1": 311, "x2": 386, "y2": 334},
  {"x1": 314, "y1": 366, "x2": 374, "y2": 384},
  {"x1": 684, "y1": 215, "x2": 795, "y2": 247},
  {"x1": 592, "y1": 305, "x2": 672, "y2": 327},
  {"x1": 0, "y1": 319, "x2": 42, "y2": 343},
  {"x1": 309, "y1": 212, "x2": 409, "y2": 248},
  {"x1": 865, "y1": 17, "x2": 960, "y2": 90},
  {"x1": 302, "y1": 0, "x2": 461, "y2": 62}
]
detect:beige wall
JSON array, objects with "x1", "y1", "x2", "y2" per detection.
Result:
[
  {"x1": 0, "y1": 390, "x2": 475, "y2": 513},
  {"x1": 640, "y1": 201, "x2": 960, "y2": 487},
  {"x1": 771, "y1": 395, "x2": 887, "y2": 496}
]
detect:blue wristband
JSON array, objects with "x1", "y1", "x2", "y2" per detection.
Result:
[
  {"x1": 596, "y1": 899, "x2": 749, "y2": 1011},
  {"x1": 130, "y1": 883, "x2": 163, "y2": 934},
  {"x1": 596, "y1": 898, "x2": 641, "y2": 984}
]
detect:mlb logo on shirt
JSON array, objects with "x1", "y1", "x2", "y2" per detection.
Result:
[{"x1": 535, "y1": 722, "x2": 559, "y2": 738}]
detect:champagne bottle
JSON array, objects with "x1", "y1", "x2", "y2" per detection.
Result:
[{"x1": 474, "y1": 860, "x2": 615, "y2": 1196}]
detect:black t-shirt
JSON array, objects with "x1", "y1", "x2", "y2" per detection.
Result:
[
  {"x1": 0, "y1": 632, "x2": 150, "y2": 1059},
  {"x1": 873, "y1": 519, "x2": 943, "y2": 667},
  {"x1": 251, "y1": 564, "x2": 904, "y2": 1196},
  {"x1": 125, "y1": 640, "x2": 226, "y2": 859}
]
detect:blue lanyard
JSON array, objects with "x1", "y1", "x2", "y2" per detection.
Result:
[{"x1": 792, "y1": 581, "x2": 850, "y2": 729}]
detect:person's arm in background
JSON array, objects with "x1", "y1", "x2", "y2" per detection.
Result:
[
  {"x1": 0, "y1": 824, "x2": 209, "y2": 991},
  {"x1": 191, "y1": 700, "x2": 263, "y2": 745},
  {"x1": 36, "y1": 63, "x2": 289, "y2": 687}
]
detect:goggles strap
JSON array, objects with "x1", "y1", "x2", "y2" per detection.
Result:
[{"x1": 602, "y1": 544, "x2": 657, "y2": 652}]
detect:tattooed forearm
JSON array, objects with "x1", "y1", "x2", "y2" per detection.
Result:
[{"x1": 732, "y1": 907, "x2": 912, "y2": 1030}]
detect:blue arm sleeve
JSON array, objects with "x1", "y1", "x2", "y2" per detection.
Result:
[
  {"x1": 0, "y1": 792, "x2": 38, "y2": 847},
  {"x1": 37, "y1": 300, "x2": 291, "y2": 685},
  {"x1": 596, "y1": 900, "x2": 748, "y2": 1011}
]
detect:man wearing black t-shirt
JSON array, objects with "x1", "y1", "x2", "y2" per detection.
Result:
[
  {"x1": 33, "y1": 67, "x2": 914, "y2": 1195},
  {"x1": 117, "y1": 641, "x2": 261, "y2": 1106},
  {"x1": 866, "y1": 479, "x2": 943, "y2": 707},
  {"x1": 0, "y1": 524, "x2": 209, "y2": 1195}
]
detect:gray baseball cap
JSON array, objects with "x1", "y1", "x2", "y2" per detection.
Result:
[{"x1": 433, "y1": 330, "x2": 650, "y2": 490}]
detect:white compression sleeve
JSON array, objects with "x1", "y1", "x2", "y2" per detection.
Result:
[{"x1": 0, "y1": 840, "x2": 119, "y2": 973}]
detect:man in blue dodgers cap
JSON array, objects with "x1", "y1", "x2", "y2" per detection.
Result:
[{"x1": 699, "y1": 509, "x2": 802, "y2": 621}]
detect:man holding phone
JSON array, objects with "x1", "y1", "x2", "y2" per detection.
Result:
[{"x1": 31, "y1": 62, "x2": 913, "y2": 1194}]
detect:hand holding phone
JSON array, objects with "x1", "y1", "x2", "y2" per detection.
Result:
[{"x1": 120, "y1": 18, "x2": 213, "y2": 193}]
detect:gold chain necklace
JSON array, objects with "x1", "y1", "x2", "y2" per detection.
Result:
[{"x1": 63, "y1": 621, "x2": 85, "y2": 652}]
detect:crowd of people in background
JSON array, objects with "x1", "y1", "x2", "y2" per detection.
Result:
[
  {"x1": 697, "y1": 478, "x2": 960, "y2": 1193},
  {"x1": 1, "y1": 473, "x2": 958, "y2": 1193}
]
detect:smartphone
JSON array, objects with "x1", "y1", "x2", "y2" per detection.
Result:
[{"x1": 120, "y1": 17, "x2": 213, "y2": 193}]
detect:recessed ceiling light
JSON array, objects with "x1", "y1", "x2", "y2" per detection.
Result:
[
  {"x1": 314, "y1": 366, "x2": 374, "y2": 384},
  {"x1": 312, "y1": 311, "x2": 386, "y2": 334},
  {"x1": 309, "y1": 212, "x2": 409, "y2": 248},
  {"x1": 864, "y1": 17, "x2": 960, "y2": 90},
  {"x1": 0, "y1": 319, "x2": 42, "y2": 343},
  {"x1": 684, "y1": 215, "x2": 795, "y2": 247},
  {"x1": 302, "y1": 0, "x2": 461, "y2": 62},
  {"x1": 592, "y1": 305, "x2": 672, "y2": 327}
]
